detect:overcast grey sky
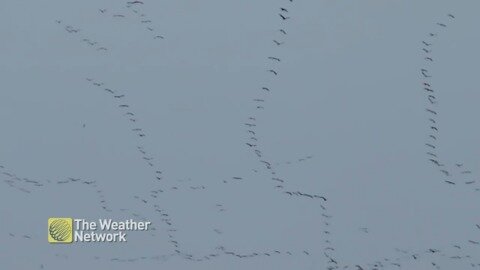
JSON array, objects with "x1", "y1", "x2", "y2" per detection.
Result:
[{"x1": 1, "y1": 0, "x2": 480, "y2": 269}]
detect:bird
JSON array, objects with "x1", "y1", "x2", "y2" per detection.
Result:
[
  {"x1": 437, "y1": 23, "x2": 447, "y2": 27},
  {"x1": 262, "y1": 87, "x2": 270, "y2": 91},
  {"x1": 99, "y1": 9, "x2": 107, "y2": 13},
  {"x1": 280, "y1": 7, "x2": 288, "y2": 12},
  {"x1": 423, "y1": 48, "x2": 431, "y2": 53},
  {"x1": 104, "y1": 88, "x2": 114, "y2": 94},
  {"x1": 268, "y1": 56, "x2": 281, "y2": 61},
  {"x1": 429, "y1": 135, "x2": 437, "y2": 140},
  {"x1": 431, "y1": 126, "x2": 438, "y2": 131},
  {"x1": 127, "y1": 1, "x2": 144, "y2": 4},
  {"x1": 425, "y1": 143, "x2": 436, "y2": 149},
  {"x1": 445, "y1": 180, "x2": 455, "y2": 185},
  {"x1": 114, "y1": 95, "x2": 125, "y2": 98},
  {"x1": 273, "y1": 40, "x2": 284, "y2": 46},
  {"x1": 279, "y1": 14, "x2": 290, "y2": 20},
  {"x1": 314, "y1": 195, "x2": 327, "y2": 201},
  {"x1": 421, "y1": 69, "x2": 431, "y2": 77},
  {"x1": 279, "y1": 29, "x2": 287, "y2": 35},
  {"x1": 447, "y1": 14, "x2": 455, "y2": 19},
  {"x1": 113, "y1": 14, "x2": 125, "y2": 17},
  {"x1": 426, "y1": 109, "x2": 437, "y2": 115},
  {"x1": 97, "y1": 47, "x2": 108, "y2": 51},
  {"x1": 424, "y1": 87, "x2": 434, "y2": 92},
  {"x1": 268, "y1": 69, "x2": 278, "y2": 75},
  {"x1": 119, "y1": 104, "x2": 129, "y2": 108},
  {"x1": 439, "y1": 169, "x2": 449, "y2": 176},
  {"x1": 425, "y1": 57, "x2": 433, "y2": 61},
  {"x1": 422, "y1": 41, "x2": 432, "y2": 46},
  {"x1": 428, "y1": 159, "x2": 443, "y2": 166},
  {"x1": 154, "y1": 35, "x2": 164, "y2": 39}
]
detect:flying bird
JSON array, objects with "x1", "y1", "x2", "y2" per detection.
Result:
[
  {"x1": 273, "y1": 40, "x2": 284, "y2": 46},
  {"x1": 422, "y1": 41, "x2": 432, "y2": 46},
  {"x1": 425, "y1": 143, "x2": 436, "y2": 149},
  {"x1": 439, "y1": 169, "x2": 449, "y2": 176},
  {"x1": 268, "y1": 56, "x2": 281, "y2": 61},
  {"x1": 279, "y1": 14, "x2": 290, "y2": 20},
  {"x1": 426, "y1": 109, "x2": 437, "y2": 115},
  {"x1": 268, "y1": 69, "x2": 278, "y2": 75}
]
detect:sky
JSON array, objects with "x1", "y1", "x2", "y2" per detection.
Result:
[{"x1": 1, "y1": 0, "x2": 480, "y2": 269}]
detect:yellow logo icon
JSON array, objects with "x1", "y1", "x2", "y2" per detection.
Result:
[{"x1": 48, "y1": 218, "x2": 73, "y2": 243}]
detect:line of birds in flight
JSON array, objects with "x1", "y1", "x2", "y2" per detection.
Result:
[
  {"x1": 236, "y1": 2, "x2": 341, "y2": 269},
  {"x1": 421, "y1": 14, "x2": 478, "y2": 189},
  {"x1": 54, "y1": 1, "x2": 164, "y2": 54}
]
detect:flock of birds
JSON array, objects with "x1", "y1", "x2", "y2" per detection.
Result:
[
  {"x1": 238, "y1": 3, "x2": 340, "y2": 269},
  {"x1": 55, "y1": 1, "x2": 164, "y2": 54},
  {"x1": 420, "y1": 14, "x2": 478, "y2": 190},
  {"x1": 2, "y1": 1, "x2": 480, "y2": 269}
]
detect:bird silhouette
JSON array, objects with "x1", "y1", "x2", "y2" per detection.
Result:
[
  {"x1": 268, "y1": 69, "x2": 278, "y2": 75},
  {"x1": 268, "y1": 56, "x2": 281, "y2": 61},
  {"x1": 273, "y1": 40, "x2": 284, "y2": 46}
]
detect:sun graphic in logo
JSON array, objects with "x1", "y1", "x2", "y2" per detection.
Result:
[{"x1": 48, "y1": 218, "x2": 73, "y2": 243}]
